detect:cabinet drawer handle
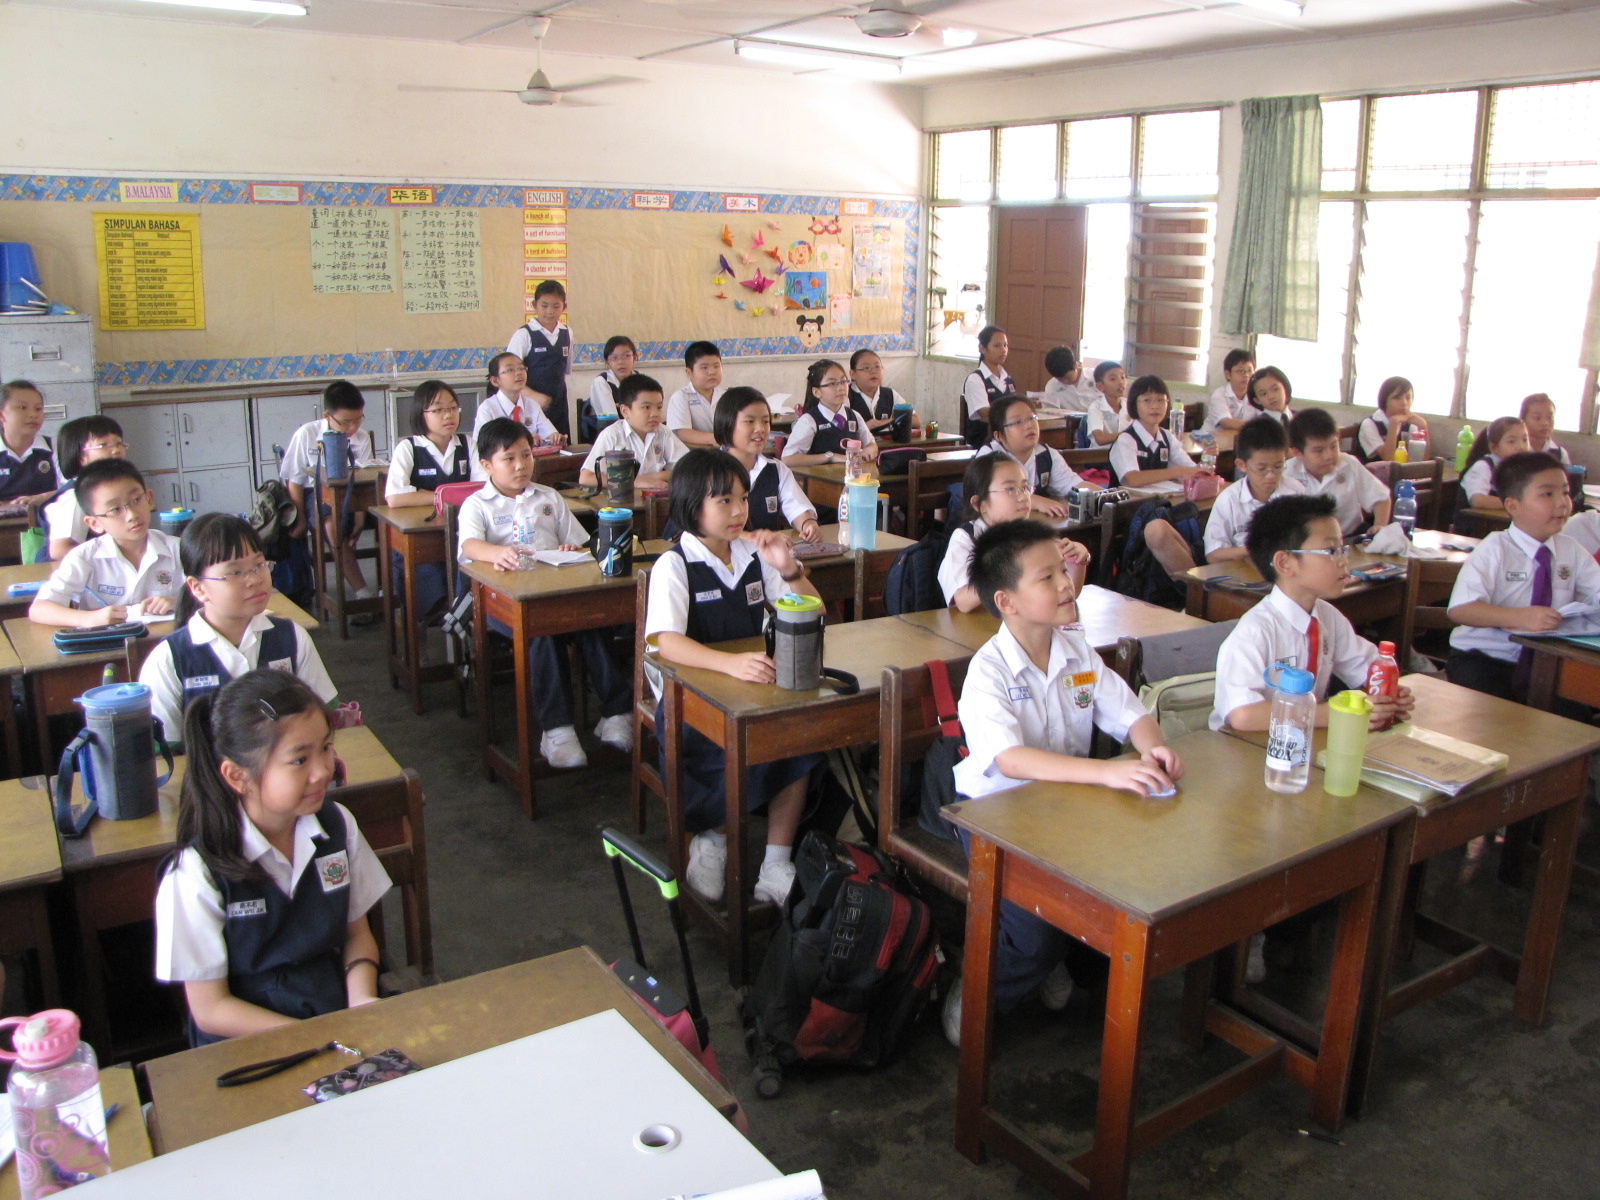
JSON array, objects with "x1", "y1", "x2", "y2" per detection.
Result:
[
  {"x1": 28, "y1": 345, "x2": 63, "y2": 362},
  {"x1": 189, "y1": 482, "x2": 198, "y2": 502},
  {"x1": 183, "y1": 413, "x2": 193, "y2": 434}
]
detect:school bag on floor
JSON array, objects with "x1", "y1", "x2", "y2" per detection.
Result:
[{"x1": 742, "y1": 831, "x2": 939, "y2": 1098}]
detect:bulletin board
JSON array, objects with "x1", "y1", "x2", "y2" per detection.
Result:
[{"x1": 0, "y1": 176, "x2": 918, "y2": 388}]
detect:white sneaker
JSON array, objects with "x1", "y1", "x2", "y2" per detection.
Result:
[
  {"x1": 1246, "y1": 932, "x2": 1267, "y2": 984},
  {"x1": 539, "y1": 726, "x2": 588, "y2": 770},
  {"x1": 942, "y1": 978, "x2": 963, "y2": 1048},
  {"x1": 595, "y1": 714, "x2": 634, "y2": 752},
  {"x1": 686, "y1": 833, "x2": 727, "y2": 903},
  {"x1": 1039, "y1": 962, "x2": 1074, "y2": 1011},
  {"x1": 754, "y1": 859, "x2": 796, "y2": 906}
]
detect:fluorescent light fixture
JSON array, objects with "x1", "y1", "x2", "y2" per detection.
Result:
[
  {"x1": 735, "y1": 40, "x2": 902, "y2": 80},
  {"x1": 941, "y1": 27, "x2": 978, "y2": 47},
  {"x1": 1230, "y1": 0, "x2": 1304, "y2": 16},
  {"x1": 123, "y1": 0, "x2": 308, "y2": 15}
]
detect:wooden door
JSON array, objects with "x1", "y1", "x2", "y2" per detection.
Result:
[{"x1": 994, "y1": 206, "x2": 1088, "y2": 393}]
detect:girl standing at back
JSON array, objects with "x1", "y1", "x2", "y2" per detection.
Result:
[
  {"x1": 43, "y1": 414, "x2": 127, "y2": 561},
  {"x1": 962, "y1": 326, "x2": 1016, "y2": 444},
  {"x1": 940, "y1": 454, "x2": 1089, "y2": 611},
  {"x1": 1454, "y1": 415, "x2": 1529, "y2": 528},
  {"x1": 645, "y1": 450, "x2": 822, "y2": 907},
  {"x1": 384, "y1": 380, "x2": 477, "y2": 622},
  {"x1": 715, "y1": 388, "x2": 820, "y2": 542},
  {"x1": 1246, "y1": 366, "x2": 1295, "y2": 430},
  {"x1": 140, "y1": 514, "x2": 337, "y2": 746},
  {"x1": 1357, "y1": 376, "x2": 1429, "y2": 464},
  {"x1": 1521, "y1": 393, "x2": 1570, "y2": 465},
  {"x1": 154, "y1": 670, "x2": 389, "y2": 1045}
]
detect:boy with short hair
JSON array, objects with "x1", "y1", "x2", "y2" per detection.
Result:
[
  {"x1": 1083, "y1": 360, "x2": 1129, "y2": 446},
  {"x1": 1446, "y1": 451, "x2": 1600, "y2": 702},
  {"x1": 943, "y1": 520, "x2": 1183, "y2": 1046},
  {"x1": 1203, "y1": 349, "x2": 1255, "y2": 434},
  {"x1": 1203, "y1": 415, "x2": 1304, "y2": 563},
  {"x1": 1285, "y1": 407, "x2": 1391, "y2": 536},
  {"x1": 281, "y1": 380, "x2": 380, "y2": 609},
  {"x1": 505, "y1": 279, "x2": 573, "y2": 440},
  {"x1": 1042, "y1": 346, "x2": 1098, "y2": 413},
  {"x1": 459, "y1": 418, "x2": 632, "y2": 768},
  {"x1": 667, "y1": 341, "x2": 724, "y2": 449},
  {"x1": 30, "y1": 460, "x2": 183, "y2": 627},
  {"x1": 1211, "y1": 493, "x2": 1414, "y2": 733},
  {"x1": 578, "y1": 373, "x2": 685, "y2": 489}
]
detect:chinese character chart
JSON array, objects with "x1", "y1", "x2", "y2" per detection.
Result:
[
  {"x1": 309, "y1": 207, "x2": 395, "y2": 294},
  {"x1": 400, "y1": 208, "x2": 482, "y2": 315}
]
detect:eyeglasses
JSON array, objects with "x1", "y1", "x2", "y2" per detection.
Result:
[
  {"x1": 84, "y1": 439, "x2": 127, "y2": 454},
  {"x1": 1245, "y1": 462, "x2": 1286, "y2": 477},
  {"x1": 1000, "y1": 414, "x2": 1040, "y2": 431},
  {"x1": 200, "y1": 561, "x2": 271, "y2": 585},
  {"x1": 988, "y1": 483, "x2": 1034, "y2": 501},
  {"x1": 1288, "y1": 546, "x2": 1351, "y2": 561},
  {"x1": 93, "y1": 493, "x2": 151, "y2": 521},
  {"x1": 424, "y1": 405, "x2": 462, "y2": 416},
  {"x1": 327, "y1": 413, "x2": 363, "y2": 430},
  {"x1": 817, "y1": 378, "x2": 849, "y2": 389}
]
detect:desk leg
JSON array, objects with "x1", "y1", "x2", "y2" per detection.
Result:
[
  {"x1": 402, "y1": 539, "x2": 426, "y2": 715},
  {"x1": 1183, "y1": 577, "x2": 1205, "y2": 619},
  {"x1": 378, "y1": 521, "x2": 400, "y2": 693},
  {"x1": 662, "y1": 677, "x2": 688, "y2": 880},
  {"x1": 1311, "y1": 860, "x2": 1382, "y2": 1133},
  {"x1": 725, "y1": 715, "x2": 749, "y2": 985},
  {"x1": 955, "y1": 835, "x2": 1001, "y2": 1164},
  {"x1": 1347, "y1": 812, "x2": 1418, "y2": 1117},
  {"x1": 1094, "y1": 915, "x2": 1152, "y2": 1200},
  {"x1": 73, "y1": 884, "x2": 113, "y2": 1059},
  {"x1": 1, "y1": 676, "x2": 20, "y2": 778},
  {"x1": 29, "y1": 674, "x2": 51, "y2": 773},
  {"x1": 1514, "y1": 791, "x2": 1583, "y2": 1024},
  {"x1": 510, "y1": 596, "x2": 538, "y2": 821},
  {"x1": 472, "y1": 582, "x2": 495, "y2": 783}
]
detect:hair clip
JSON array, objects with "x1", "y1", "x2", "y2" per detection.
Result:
[{"x1": 258, "y1": 698, "x2": 280, "y2": 721}]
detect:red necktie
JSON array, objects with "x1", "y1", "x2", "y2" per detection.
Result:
[
  {"x1": 511, "y1": 401, "x2": 522, "y2": 425},
  {"x1": 1307, "y1": 614, "x2": 1321, "y2": 682}
]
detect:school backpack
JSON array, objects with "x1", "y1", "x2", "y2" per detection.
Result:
[
  {"x1": 883, "y1": 527, "x2": 952, "y2": 616},
  {"x1": 916, "y1": 658, "x2": 968, "y2": 843},
  {"x1": 1115, "y1": 498, "x2": 1203, "y2": 610},
  {"x1": 742, "y1": 831, "x2": 939, "y2": 1097},
  {"x1": 248, "y1": 478, "x2": 299, "y2": 561}
]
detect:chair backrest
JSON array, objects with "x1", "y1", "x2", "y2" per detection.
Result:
[
  {"x1": 904, "y1": 455, "x2": 973, "y2": 541},
  {"x1": 643, "y1": 492, "x2": 671, "y2": 541},
  {"x1": 1060, "y1": 446, "x2": 1113, "y2": 471},
  {"x1": 441, "y1": 499, "x2": 465, "y2": 608},
  {"x1": 336, "y1": 768, "x2": 432, "y2": 979},
  {"x1": 1338, "y1": 423, "x2": 1360, "y2": 454},
  {"x1": 533, "y1": 451, "x2": 586, "y2": 489},
  {"x1": 632, "y1": 567, "x2": 652, "y2": 713},
  {"x1": 1389, "y1": 458, "x2": 1444, "y2": 531},
  {"x1": 1113, "y1": 620, "x2": 1239, "y2": 740},
  {"x1": 852, "y1": 545, "x2": 896, "y2": 621},
  {"x1": 1397, "y1": 555, "x2": 1462, "y2": 668},
  {"x1": 1183, "y1": 402, "x2": 1205, "y2": 433},
  {"x1": 878, "y1": 658, "x2": 974, "y2": 902}
]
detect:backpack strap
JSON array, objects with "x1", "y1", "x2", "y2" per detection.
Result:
[{"x1": 925, "y1": 658, "x2": 967, "y2": 757}]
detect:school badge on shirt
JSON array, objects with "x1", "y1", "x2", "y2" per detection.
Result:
[
  {"x1": 156, "y1": 569, "x2": 173, "y2": 587},
  {"x1": 316, "y1": 850, "x2": 350, "y2": 893},
  {"x1": 746, "y1": 581, "x2": 764, "y2": 605},
  {"x1": 1067, "y1": 670, "x2": 1096, "y2": 709},
  {"x1": 766, "y1": 496, "x2": 779, "y2": 513},
  {"x1": 1559, "y1": 565, "x2": 1572, "y2": 581}
]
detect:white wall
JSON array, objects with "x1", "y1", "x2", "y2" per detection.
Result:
[{"x1": 0, "y1": 5, "x2": 924, "y2": 195}]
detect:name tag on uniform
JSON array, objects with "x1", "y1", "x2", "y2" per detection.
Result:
[
  {"x1": 694, "y1": 589, "x2": 721, "y2": 603},
  {"x1": 1008, "y1": 686, "x2": 1031, "y2": 701},
  {"x1": 746, "y1": 581, "x2": 764, "y2": 605},
  {"x1": 418, "y1": 467, "x2": 438, "y2": 476},
  {"x1": 1506, "y1": 571, "x2": 1529, "y2": 582},
  {"x1": 316, "y1": 850, "x2": 350, "y2": 893},
  {"x1": 766, "y1": 496, "x2": 779, "y2": 513},
  {"x1": 182, "y1": 674, "x2": 220, "y2": 690},
  {"x1": 100, "y1": 584, "x2": 125, "y2": 598},
  {"x1": 1068, "y1": 670, "x2": 1096, "y2": 709},
  {"x1": 492, "y1": 514, "x2": 512, "y2": 526},
  {"x1": 226, "y1": 898, "x2": 267, "y2": 919},
  {"x1": 267, "y1": 657, "x2": 293, "y2": 673}
]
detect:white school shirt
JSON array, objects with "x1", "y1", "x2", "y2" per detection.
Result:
[
  {"x1": 1460, "y1": 455, "x2": 1498, "y2": 503},
  {"x1": 1209, "y1": 586, "x2": 1380, "y2": 730},
  {"x1": 588, "y1": 371, "x2": 623, "y2": 418},
  {"x1": 644, "y1": 531, "x2": 790, "y2": 644},
  {"x1": 506, "y1": 320, "x2": 567, "y2": 364},
  {"x1": 974, "y1": 439, "x2": 1084, "y2": 498},
  {"x1": 1043, "y1": 376, "x2": 1097, "y2": 414},
  {"x1": 1530, "y1": 436, "x2": 1572, "y2": 467},
  {"x1": 43, "y1": 488, "x2": 89, "y2": 546},
  {"x1": 963, "y1": 364, "x2": 1016, "y2": 417},
  {"x1": 281, "y1": 418, "x2": 377, "y2": 490},
  {"x1": 1109, "y1": 425, "x2": 1195, "y2": 495},
  {"x1": 1448, "y1": 525, "x2": 1600, "y2": 662},
  {"x1": 1203, "y1": 475, "x2": 1305, "y2": 557},
  {"x1": 954, "y1": 623, "x2": 1149, "y2": 800},
  {"x1": 1562, "y1": 510, "x2": 1600, "y2": 560},
  {"x1": 1284, "y1": 454, "x2": 1391, "y2": 536},
  {"x1": 154, "y1": 802, "x2": 390, "y2": 983},
  {"x1": 384, "y1": 434, "x2": 482, "y2": 501},
  {"x1": 1203, "y1": 384, "x2": 1251, "y2": 434},
  {"x1": 140, "y1": 612, "x2": 337, "y2": 744},
  {"x1": 937, "y1": 517, "x2": 989, "y2": 605},
  {"x1": 747, "y1": 456, "x2": 816, "y2": 528},
  {"x1": 456, "y1": 480, "x2": 586, "y2": 565},
  {"x1": 471, "y1": 390, "x2": 560, "y2": 449},
  {"x1": 580, "y1": 421, "x2": 687, "y2": 478},
  {"x1": 666, "y1": 384, "x2": 722, "y2": 436},
  {"x1": 36, "y1": 529, "x2": 183, "y2": 611},
  {"x1": 781, "y1": 405, "x2": 878, "y2": 456},
  {"x1": 1083, "y1": 396, "x2": 1128, "y2": 442}
]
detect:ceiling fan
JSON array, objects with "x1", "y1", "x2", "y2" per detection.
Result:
[
  {"x1": 848, "y1": 1, "x2": 976, "y2": 47},
  {"x1": 399, "y1": 16, "x2": 638, "y2": 107}
]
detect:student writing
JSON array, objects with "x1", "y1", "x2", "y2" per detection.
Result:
[{"x1": 1042, "y1": 346, "x2": 1099, "y2": 413}]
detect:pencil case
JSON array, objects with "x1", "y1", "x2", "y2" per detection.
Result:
[
  {"x1": 52, "y1": 622, "x2": 150, "y2": 654},
  {"x1": 302, "y1": 1048, "x2": 421, "y2": 1103},
  {"x1": 6, "y1": 580, "x2": 43, "y2": 597}
]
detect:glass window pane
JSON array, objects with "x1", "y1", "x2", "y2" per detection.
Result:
[
  {"x1": 1138, "y1": 110, "x2": 1220, "y2": 197},
  {"x1": 1081, "y1": 204, "x2": 1131, "y2": 364},
  {"x1": 1350, "y1": 200, "x2": 1471, "y2": 414},
  {"x1": 928, "y1": 205, "x2": 992, "y2": 357},
  {"x1": 1320, "y1": 99, "x2": 1362, "y2": 192},
  {"x1": 1368, "y1": 91, "x2": 1480, "y2": 192},
  {"x1": 1255, "y1": 202, "x2": 1356, "y2": 404},
  {"x1": 997, "y1": 124, "x2": 1059, "y2": 201},
  {"x1": 1487, "y1": 81, "x2": 1600, "y2": 190},
  {"x1": 1064, "y1": 117, "x2": 1133, "y2": 200},
  {"x1": 1464, "y1": 199, "x2": 1598, "y2": 426},
  {"x1": 934, "y1": 129, "x2": 993, "y2": 202}
]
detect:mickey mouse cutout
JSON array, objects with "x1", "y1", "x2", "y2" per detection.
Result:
[{"x1": 796, "y1": 315, "x2": 824, "y2": 349}]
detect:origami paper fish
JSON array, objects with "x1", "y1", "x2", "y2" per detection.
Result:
[
  {"x1": 718, "y1": 255, "x2": 736, "y2": 276},
  {"x1": 740, "y1": 269, "x2": 774, "y2": 293},
  {"x1": 721, "y1": 225, "x2": 733, "y2": 246}
]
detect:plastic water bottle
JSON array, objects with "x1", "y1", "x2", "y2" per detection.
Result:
[
  {"x1": 1, "y1": 1009, "x2": 111, "y2": 1198},
  {"x1": 1263, "y1": 663, "x2": 1316, "y2": 794},
  {"x1": 842, "y1": 439, "x2": 864, "y2": 483},
  {"x1": 1394, "y1": 480, "x2": 1418, "y2": 539},
  {"x1": 1393, "y1": 440, "x2": 1408, "y2": 465},
  {"x1": 511, "y1": 496, "x2": 537, "y2": 564},
  {"x1": 1365, "y1": 640, "x2": 1400, "y2": 731},
  {"x1": 1455, "y1": 424, "x2": 1474, "y2": 471}
]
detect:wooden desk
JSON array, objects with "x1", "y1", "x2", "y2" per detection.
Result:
[
  {"x1": 1514, "y1": 632, "x2": 1600, "y2": 713},
  {"x1": 1037, "y1": 413, "x2": 1072, "y2": 450},
  {"x1": 947, "y1": 731, "x2": 1406, "y2": 1199},
  {"x1": 0, "y1": 514, "x2": 29, "y2": 564},
  {"x1": 789, "y1": 449, "x2": 975, "y2": 513},
  {"x1": 4, "y1": 593, "x2": 317, "y2": 768},
  {"x1": 0, "y1": 773, "x2": 61, "y2": 1009},
  {"x1": 316, "y1": 465, "x2": 385, "y2": 634},
  {"x1": 0, "y1": 627, "x2": 22, "y2": 777},
  {"x1": 1455, "y1": 505, "x2": 1511, "y2": 537},
  {"x1": 0, "y1": 561, "x2": 55, "y2": 622},
  {"x1": 1184, "y1": 428, "x2": 1236, "y2": 478},
  {"x1": 48, "y1": 725, "x2": 401, "y2": 1058},
  {"x1": 657, "y1": 614, "x2": 974, "y2": 983},
  {"x1": 532, "y1": 446, "x2": 590, "y2": 488},
  {"x1": 140, "y1": 947, "x2": 738, "y2": 1154},
  {"x1": 563, "y1": 486, "x2": 664, "y2": 538},
  {"x1": 1227, "y1": 674, "x2": 1600, "y2": 1115},
  {"x1": 368, "y1": 504, "x2": 451, "y2": 715},
  {"x1": 898, "y1": 585, "x2": 1208, "y2": 654},
  {"x1": 0, "y1": 1065, "x2": 151, "y2": 1199},
  {"x1": 798, "y1": 523, "x2": 913, "y2": 611},
  {"x1": 461, "y1": 555, "x2": 644, "y2": 819}
]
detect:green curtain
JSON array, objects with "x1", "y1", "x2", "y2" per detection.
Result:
[
  {"x1": 1580, "y1": 240, "x2": 1600, "y2": 370},
  {"x1": 1220, "y1": 95, "x2": 1323, "y2": 341}
]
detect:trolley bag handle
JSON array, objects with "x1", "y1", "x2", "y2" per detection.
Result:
[{"x1": 601, "y1": 827, "x2": 708, "y2": 1050}]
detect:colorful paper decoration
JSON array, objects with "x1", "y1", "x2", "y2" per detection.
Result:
[
  {"x1": 752, "y1": 231, "x2": 766, "y2": 248},
  {"x1": 740, "y1": 268, "x2": 775, "y2": 293},
  {"x1": 785, "y1": 270, "x2": 826, "y2": 309},
  {"x1": 721, "y1": 224, "x2": 733, "y2": 246},
  {"x1": 718, "y1": 255, "x2": 736, "y2": 276}
]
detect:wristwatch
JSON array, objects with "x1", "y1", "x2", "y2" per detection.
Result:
[{"x1": 825, "y1": 451, "x2": 835, "y2": 464}]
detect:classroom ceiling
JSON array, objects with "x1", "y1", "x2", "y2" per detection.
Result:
[{"x1": 22, "y1": 0, "x2": 1600, "y2": 84}]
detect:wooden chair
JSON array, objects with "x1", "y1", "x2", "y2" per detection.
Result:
[
  {"x1": 1183, "y1": 402, "x2": 1205, "y2": 434},
  {"x1": 852, "y1": 543, "x2": 899, "y2": 620},
  {"x1": 1338, "y1": 423, "x2": 1361, "y2": 455},
  {"x1": 1111, "y1": 620, "x2": 1239, "y2": 738},
  {"x1": 904, "y1": 455, "x2": 972, "y2": 541},
  {"x1": 1060, "y1": 446, "x2": 1113, "y2": 472},
  {"x1": 308, "y1": 455, "x2": 381, "y2": 639},
  {"x1": 644, "y1": 491, "x2": 671, "y2": 541},
  {"x1": 628, "y1": 569, "x2": 666, "y2": 834},
  {"x1": 337, "y1": 768, "x2": 434, "y2": 983},
  {"x1": 1397, "y1": 556, "x2": 1462, "y2": 670},
  {"x1": 1388, "y1": 458, "x2": 1444, "y2": 531}
]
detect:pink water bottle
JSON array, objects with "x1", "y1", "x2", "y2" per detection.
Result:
[{"x1": 0, "y1": 1010, "x2": 111, "y2": 1197}]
